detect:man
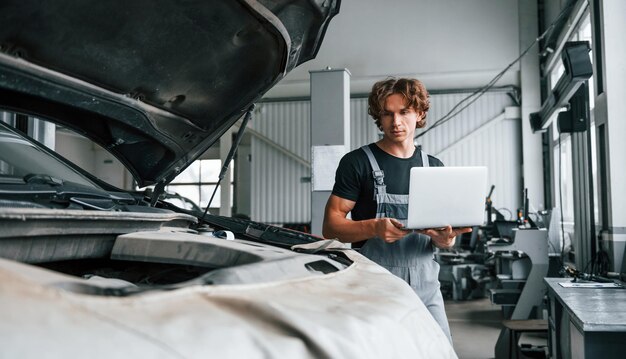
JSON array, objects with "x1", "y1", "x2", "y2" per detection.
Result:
[{"x1": 322, "y1": 77, "x2": 471, "y2": 341}]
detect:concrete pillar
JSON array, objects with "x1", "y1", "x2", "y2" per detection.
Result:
[
  {"x1": 518, "y1": 0, "x2": 545, "y2": 209},
  {"x1": 593, "y1": 0, "x2": 626, "y2": 271},
  {"x1": 310, "y1": 68, "x2": 351, "y2": 236}
]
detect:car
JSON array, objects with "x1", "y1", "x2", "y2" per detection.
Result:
[
  {"x1": 161, "y1": 190, "x2": 204, "y2": 213},
  {"x1": 0, "y1": 1, "x2": 456, "y2": 358}
]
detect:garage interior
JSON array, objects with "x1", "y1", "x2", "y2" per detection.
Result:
[{"x1": 2, "y1": 0, "x2": 625, "y2": 358}]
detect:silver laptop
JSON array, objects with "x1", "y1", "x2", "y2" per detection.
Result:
[{"x1": 406, "y1": 166, "x2": 488, "y2": 229}]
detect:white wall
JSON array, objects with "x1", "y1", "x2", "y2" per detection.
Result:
[
  {"x1": 266, "y1": 0, "x2": 521, "y2": 98},
  {"x1": 55, "y1": 131, "x2": 96, "y2": 174},
  {"x1": 93, "y1": 147, "x2": 128, "y2": 189},
  {"x1": 55, "y1": 130, "x2": 130, "y2": 189}
]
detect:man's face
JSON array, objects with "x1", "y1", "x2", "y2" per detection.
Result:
[{"x1": 379, "y1": 93, "x2": 423, "y2": 144}]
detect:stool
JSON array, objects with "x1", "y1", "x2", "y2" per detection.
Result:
[{"x1": 501, "y1": 319, "x2": 548, "y2": 359}]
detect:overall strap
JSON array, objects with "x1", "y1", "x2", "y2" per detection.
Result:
[
  {"x1": 421, "y1": 149, "x2": 430, "y2": 168},
  {"x1": 360, "y1": 145, "x2": 386, "y2": 198}
]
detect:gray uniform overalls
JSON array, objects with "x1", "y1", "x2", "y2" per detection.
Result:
[{"x1": 358, "y1": 145, "x2": 452, "y2": 342}]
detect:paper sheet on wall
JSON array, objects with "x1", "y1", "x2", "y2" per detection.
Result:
[{"x1": 312, "y1": 145, "x2": 346, "y2": 191}]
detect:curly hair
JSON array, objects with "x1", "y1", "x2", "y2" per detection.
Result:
[{"x1": 367, "y1": 78, "x2": 430, "y2": 129}]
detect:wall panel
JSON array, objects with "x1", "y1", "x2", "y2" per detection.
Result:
[{"x1": 251, "y1": 101, "x2": 311, "y2": 223}]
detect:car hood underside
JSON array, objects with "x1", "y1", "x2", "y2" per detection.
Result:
[{"x1": 0, "y1": 0, "x2": 340, "y2": 187}]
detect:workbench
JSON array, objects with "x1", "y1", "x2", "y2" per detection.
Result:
[{"x1": 544, "y1": 277, "x2": 626, "y2": 358}]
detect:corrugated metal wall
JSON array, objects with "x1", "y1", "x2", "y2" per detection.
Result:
[
  {"x1": 350, "y1": 98, "x2": 380, "y2": 149},
  {"x1": 251, "y1": 101, "x2": 312, "y2": 223},
  {"x1": 251, "y1": 90, "x2": 521, "y2": 223}
]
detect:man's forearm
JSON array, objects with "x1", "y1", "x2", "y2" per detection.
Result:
[{"x1": 322, "y1": 217, "x2": 378, "y2": 243}]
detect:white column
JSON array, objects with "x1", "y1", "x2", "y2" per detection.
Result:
[{"x1": 310, "y1": 68, "x2": 351, "y2": 236}]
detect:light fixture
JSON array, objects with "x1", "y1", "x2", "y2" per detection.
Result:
[{"x1": 530, "y1": 41, "x2": 592, "y2": 132}]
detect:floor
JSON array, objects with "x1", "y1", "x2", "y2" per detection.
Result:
[
  {"x1": 446, "y1": 298, "x2": 503, "y2": 359},
  {"x1": 445, "y1": 298, "x2": 548, "y2": 359}
]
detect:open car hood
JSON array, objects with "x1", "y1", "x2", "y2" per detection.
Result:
[{"x1": 0, "y1": 0, "x2": 340, "y2": 187}]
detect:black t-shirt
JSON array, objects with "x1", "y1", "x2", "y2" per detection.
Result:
[{"x1": 332, "y1": 143, "x2": 444, "y2": 221}]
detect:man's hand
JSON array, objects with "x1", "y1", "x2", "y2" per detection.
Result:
[
  {"x1": 420, "y1": 226, "x2": 472, "y2": 249},
  {"x1": 323, "y1": 195, "x2": 472, "y2": 247},
  {"x1": 323, "y1": 195, "x2": 411, "y2": 243},
  {"x1": 375, "y1": 218, "x2": 411, "y2": 243}
]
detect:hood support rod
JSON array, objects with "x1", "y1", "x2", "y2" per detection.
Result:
[{"x1": 199, "y1": 104, "x2": 254, "y2": 224}]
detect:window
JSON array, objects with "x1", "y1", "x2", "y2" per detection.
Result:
[
  {"x1": 548, "y1": 10, "x2": 598, "y2": 267},
  {"x1": 577, "y1": 16, "x2": 600, "y2": 227},
  {"x1": 166, "y1": 159, "x2": 234, "y2": 210},
  {"x1": 552, "y1": 122, "x2": 575, "y2": 259}
]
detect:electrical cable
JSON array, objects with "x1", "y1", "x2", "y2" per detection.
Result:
[
  {"x1": 415, "y1": 0, "x2": 577, "y2": 141},
  {"x1": 590, "y1": 248, "x2": 610, "y2": 275},
  {"x1": 415, "y1": 64, "x2": 511, "y2": 140}
]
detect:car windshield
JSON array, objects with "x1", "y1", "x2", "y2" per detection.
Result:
[{"x1": 0, "y1": 122, "x2": 100, "y2": 189}]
